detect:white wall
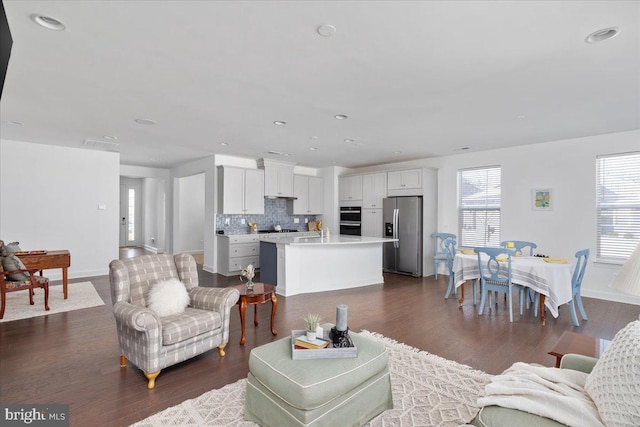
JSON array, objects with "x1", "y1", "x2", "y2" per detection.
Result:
[
  {"x1": 175, "y1": 173, "x2": 205, "y2": 253},
  {"x1": 0, "y1": 139, "x2": 119, "y2": 279},
  {"x1": 173, "y1": 156, "x2": 216, "y2": 272}
]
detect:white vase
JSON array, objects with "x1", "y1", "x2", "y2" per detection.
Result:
[{"x1": 306, "y1": 331, "x2": 317, "y2": 341}]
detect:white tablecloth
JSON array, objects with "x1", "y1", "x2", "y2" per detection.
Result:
[{"x1": 453, "y1": 253, "x2": 573, "y2": 318}]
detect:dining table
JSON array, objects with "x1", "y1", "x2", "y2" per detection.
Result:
[{"x1": 453, "y1": 252, "x2": 574, "y2": 325}]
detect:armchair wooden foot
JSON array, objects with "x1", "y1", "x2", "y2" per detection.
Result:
[
  {"x1": 144, "y1": 370, "x2": 161, "y2": 389},
  {"x1": 120, "y1": 355, "x2": 127, "y2": 367},
  {"x1": 218, "y1": 344, "x2": 226, "y2": 357}
]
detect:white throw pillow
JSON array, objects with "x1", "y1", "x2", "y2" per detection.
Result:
[
  {"x1": 584, "y1": 319, "x2": 640, "y2": 427},
  {"x1": 147, "y1": 278, "x2": 190, "y2": 317}
]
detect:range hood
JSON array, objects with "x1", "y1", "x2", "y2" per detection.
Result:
[
  {"x1": 265, "y1": 195, "x2": 297, "y2": 200},
  {"x1": 257, "y1": 158, "x2": 297, "y2": 200}
]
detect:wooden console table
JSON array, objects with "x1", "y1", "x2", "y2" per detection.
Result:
[{"x1": 18, "y1": 250, "x2": 71, "y2": 299}]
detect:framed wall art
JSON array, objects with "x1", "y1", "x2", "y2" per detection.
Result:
[{"x1": 532, "y1": 188, "x2": 553, "y2": 210}]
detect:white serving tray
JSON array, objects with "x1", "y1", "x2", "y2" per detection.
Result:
[{"x1": 291, "y1": 329, "x2": 358, "y2": 360}]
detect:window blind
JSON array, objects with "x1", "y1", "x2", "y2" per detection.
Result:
[
  {"x1": 596, "y1": 152, "x2": 640, "y2": 261},
  {"x1": 458, "y1": 166, "x2": 501, "y2": 247}
]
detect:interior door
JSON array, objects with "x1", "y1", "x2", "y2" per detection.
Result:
[{"x1": 119, "y1": 178, "x2": 142, "y2": 247}]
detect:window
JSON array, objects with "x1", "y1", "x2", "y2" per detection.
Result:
[
  {"x1": 596, "y1": 152, "x2": 640, "y2": 261},
  {"x1": 458, "y1": 166, "x2": 501, "y2": 247}
]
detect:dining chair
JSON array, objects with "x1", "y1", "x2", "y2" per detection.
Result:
[
  {"x1": 443, "y1": 237, "x2": 457, "y2": 299},
  {"x1": 567, "y1": 249, "x2": 590, "y2": 326},
  {"x1": 475, "y1": 247, "x2": 525, "y2": 322},
  {"x1": 432, "y1": 233, "x2": 456, "y2": 280},
  {"x1": 500, "y1": 241, "x2": 537, "y2": 256}
]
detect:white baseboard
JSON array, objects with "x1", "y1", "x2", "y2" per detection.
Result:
[
  {"x1": 45, "y1": 268, "x2": 109, "y2": 281},
  {"x1": 582, "y1": 288, "x2": 640, "y2": 306},
  {"x1": 143, "y1": 244, "x2": 162, "y2": 254},
  {"x1": 203, "y1": 264, "x2": 215, "y2": 273}
]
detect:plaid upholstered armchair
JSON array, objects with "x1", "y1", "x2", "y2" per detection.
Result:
[{"x1": 109, "y1": 253, "x2": 240, "y2": 389}]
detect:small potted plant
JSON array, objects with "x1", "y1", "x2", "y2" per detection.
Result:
[{"x1": 303, "y1": 313, "x2": 322, "y2": 340}]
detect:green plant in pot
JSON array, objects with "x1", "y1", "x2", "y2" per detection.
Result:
[{"x1": 303, "y1": 313, "x2": 322, "y2": 340}]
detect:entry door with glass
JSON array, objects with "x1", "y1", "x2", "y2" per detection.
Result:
[{"x1": 119, "y1": 178, "x2": 142, "y2": 247}]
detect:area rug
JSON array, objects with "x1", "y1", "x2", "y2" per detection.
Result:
[
  {"x1": 133, "y1": 330, "x2": 491, "y2": 427},
  {"x1": 0, "y1": 282, "x2": 105, "y2": 323}
]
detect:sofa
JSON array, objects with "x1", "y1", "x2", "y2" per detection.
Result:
[{"x1": 473, "y1": 319, "x2": 640, "y2": 427}]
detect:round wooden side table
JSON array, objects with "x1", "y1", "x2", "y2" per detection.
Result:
[{"x1": 230, "y1": 282, "x2": 278, "y2": 345}]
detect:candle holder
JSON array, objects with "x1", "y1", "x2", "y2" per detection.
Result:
[{"x1": 329, "y1": 326, "x2": 354, "y2": 348}]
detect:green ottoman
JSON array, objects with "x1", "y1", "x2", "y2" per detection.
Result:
[{"x1": 245, "y1": 329, "x2": 393, "y2": 427}]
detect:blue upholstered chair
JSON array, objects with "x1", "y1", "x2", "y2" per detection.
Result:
[
  {"x1": 443, "y1": 237, "x2": 457, "y2": 299},
  {"x1": 567, "y1": 249, "x2": 590, "y2": 326},
  {"x1": 476, "y1": 247, "x2": 525, "y2": 323},
  {"x1": 432, "y1": 233, "x2": 456, "y2": 280},
  {"x1": 500, "y1": 240, "x2": 537, "y2": 256}
]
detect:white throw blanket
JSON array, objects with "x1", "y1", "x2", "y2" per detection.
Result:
[{"x1": 477, "y1": 362, "x2": 604, "y2": 427}]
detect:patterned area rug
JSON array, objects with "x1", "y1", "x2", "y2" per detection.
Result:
[
  {"x1": 0, "y1": 282, "x2": 104, "y2": 323},
  {"x1": 133, "y1": 330, "x2": 491, "y2": 427}
]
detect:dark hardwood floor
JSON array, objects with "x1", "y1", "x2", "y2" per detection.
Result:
[{"x1": 1, "y1": 249, "x2": 638, "y2": 426}]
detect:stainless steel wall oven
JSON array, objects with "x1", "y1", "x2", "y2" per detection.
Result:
[{"x1": 340, "y1": 206, "x2": 362, "y2": 236}]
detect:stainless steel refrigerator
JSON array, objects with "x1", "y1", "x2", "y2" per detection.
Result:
[{"x1": 383, "y1": 196, "x2": 423, "y2": 277}]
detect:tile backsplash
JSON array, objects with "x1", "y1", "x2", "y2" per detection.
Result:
[{"x1": 216, "y1": 199, "x2": 320, "y2": 234}]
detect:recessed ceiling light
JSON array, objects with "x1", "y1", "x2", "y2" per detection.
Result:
[
  {"x1": 392, "y1": 151, "x2": 402, "y2": 154},
  {"x1": 334, "y1": 114, "x2": 348, "y2": 120},
  {"x1": 344, "y1": 138, "x2": 355, "y2": 143},
  {"x1": 267, "y1": 150, "x2": 283, "y2": 155},
  {"x1": 273, "y1": 121, "x2": 287, "y2": 126},
  {"x1": 220, "y1": 142, "x2": 229, "y2": 146},
  {"x1": 332, "y1": 161, "x2": 337, "y2": 165},
  {"x1": 103, "y1": 135, "x2": 118, "y2": 140},
  {"x1": 310, "y1": 147, "x2": 319, "y2": 151},
  {"x1": 32, "y1": 15, "x2": 66, "y2": 31},
  {"x1": 309, "y1": 136, "x2": 319, "y2": 140},
  {"x1": 283, "y1": 153, "x2": 291, "y2": 157},
  {"x1": 7, "y1": 121, "x2": 23, "y2": 126},
  {"x1": 454, "y1": 146, "x2": 472, "y2": 151},
  {"x1": 515, "y1": 115, "x2": 526, "y2": 120},
  {"x1": 135, "y1": 118, "x2": 156, "y2": 125},
  {"x1": 317, "y1": 24, "x2": 337, "y2": 37},
  {"x1": 585, "y1": 27, "x2": 620, "y2": 44}
]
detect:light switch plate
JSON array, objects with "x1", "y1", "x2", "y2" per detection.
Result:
[{"x1": 294, "y1": 218, "x2": 300, "y2": 223}]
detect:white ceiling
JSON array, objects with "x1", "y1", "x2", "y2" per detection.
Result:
[{"x1": 1, "y1": 1, "x2": 638, "y2": 169}]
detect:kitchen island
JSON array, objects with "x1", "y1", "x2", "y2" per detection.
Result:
[{"x1": 259, "y1": 234, "x2": 398, "y2": 297}]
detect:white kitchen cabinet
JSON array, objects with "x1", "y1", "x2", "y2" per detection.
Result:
[
  {"x1": 258, "y1": 159, "x2": 294, "y2": 198},
  {"x1": 217, "y1": 234, "x2": 260, "y2": 276},
  {"x1": 361, "y1": 209, "x2": 383, "y2": 238},
  {"x1": 362, "y1": 173, "x2": 387, "y2": 209},
  {"x1": 290, "y1": 175, "x2": 324, "y2": 215},
  {"x1": 339, "y1": 175, "x2": 363, "y2": 203},
  {"x1": 387, "y1": 169, "x2": 422, "y2": 191},
  {"x1": 217, "y1": 166, "x2": 265, "y2": 214}
]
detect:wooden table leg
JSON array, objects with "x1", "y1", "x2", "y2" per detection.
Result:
[
  {"x1": 539, "y1": 294, "x2": 546, "y2": 326},
  {"x1": 458, "y1": 283, "x2": 465, "y2": 308},
  {"x1": 254, "y1": 305, "x2": 259, "y2": 326},
  {"x1": 63, "y1": 267, "x2": 68, "y2": 299},
  {"x1": 270, "y1": 292, "x2": 278, "y2": 336},
  {"x1": 239, "y1": 298, "x2": 247, "y2": 345}
]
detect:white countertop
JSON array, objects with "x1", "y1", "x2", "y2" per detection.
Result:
[{"x1": 260, "y1": 234, "x2": 398, "y2": 246}]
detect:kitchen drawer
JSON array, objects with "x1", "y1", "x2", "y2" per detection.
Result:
[
  {"x1": 229, "y1": 243, "x2": 259, "y2": 257},
  {"x1": 229, "y1": 256, "x2": 260, "y2": 272},
  {"x1": 228, "y1": 235, "x2": 260, "y2": 244}
]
